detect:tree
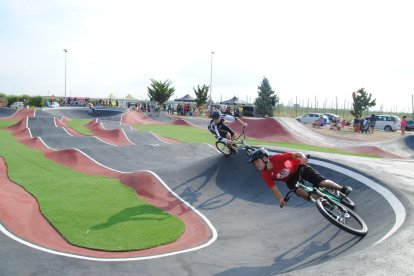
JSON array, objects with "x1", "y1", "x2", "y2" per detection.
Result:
[
  {"x1": 28, "y1": 96, "x2": 43, "y2": 107},
  {"x1": 254, "y1": 77, "x2": 279, "y2": 117},
  {"x1": 193, "y1": 85, "x2": 209, "y2": 108},
  {"x1": 350, "y1": 88, "x2": 376, "y2": 118},
  {"x1": 147, "y1": 79, "x2": 175, "y2": 105},
  {"x1": 0, "y1": 92, "x2": 8, "y2": 107}
]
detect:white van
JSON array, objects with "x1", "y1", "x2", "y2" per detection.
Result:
[
  {"x1": 10, "y1": 101, "x2": 24, "y2": 109},
  {"x1": 373, "y1": 115, "x2": 401, "y2": 132}
]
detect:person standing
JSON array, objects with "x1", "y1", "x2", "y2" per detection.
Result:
[
  {"x1": 401, "y1": 116, "x2": 407, "y2": 136},
  {"x1": 369, "y1": 114, "x2": 376, "y2": 134}
]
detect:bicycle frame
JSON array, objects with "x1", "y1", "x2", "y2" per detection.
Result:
[
  {"x1": 215, "y1": 126, "x2": 255, "y2": 156},
  {"x1": 282, "y1": 160, "x2": 350, "y2": 207},
  {"x1": 301, "y1": 184, "x2": 341, "y2": 204},
  {"x1": 232, "y1": 126, "x2": 248, "y2": 148}
]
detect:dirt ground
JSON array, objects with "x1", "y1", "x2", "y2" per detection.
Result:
[{"x1": 304, "y1": 124, "x2": 408, "y2": 142}]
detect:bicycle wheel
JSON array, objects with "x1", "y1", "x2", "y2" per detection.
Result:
[
  {"x1": 316, "y1": 198, "x2": 368, "y2": 236},
  {"x1": 215, "y1": 141, "x2": 231, "y2": 156},
  {"x1": 323, "y1": 188, "x2": 355, "y2": 210}
]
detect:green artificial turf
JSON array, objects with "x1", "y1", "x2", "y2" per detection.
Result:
[
  {"x1": 66, "y1": 119, "x2": 93, "y2": 136},
  {"x1": 0, "y1": 116, "x2": 380, "y2": 250},
  {"x1": 0, "y1": 121, "x2": 184, "y2": 251},
  {"x1": 133, "y1": 123, "x2": 382, "y2": 158}
]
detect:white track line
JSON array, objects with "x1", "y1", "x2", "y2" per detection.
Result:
[
  {"x1": 310, "y1": 159, "x2": 405, "y2": 245},
  {"x1": 0, "y1": 139, "x2": 217, "y2": 262}
]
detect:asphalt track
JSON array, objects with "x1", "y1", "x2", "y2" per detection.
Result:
[{"x1": 0, "y1": 107, "x2": 413, "y2": 275}]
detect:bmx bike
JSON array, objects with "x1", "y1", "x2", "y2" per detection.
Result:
[
  {"x1": 215, "y1": 126, "x2": 255, "y2": 157},
  {"x1": 282, "y1": 156, "x2": 368, "y2": 236},
  {"x1": 88, "y1": 108, "x2": 101, "y2": 116}
]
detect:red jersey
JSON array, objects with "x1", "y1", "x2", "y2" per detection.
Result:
[{"x1": 261, "y1": 152, "x2": 302, "y2": 188}]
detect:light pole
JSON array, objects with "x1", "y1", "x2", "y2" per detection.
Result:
[
  {"x1": 209, "y1": 51, "x2": 214, "y2": 104},
  {"x1": 63, "y1": 49, "x2": 67, "y2": 102}
]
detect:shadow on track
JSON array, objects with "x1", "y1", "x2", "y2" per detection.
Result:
[{"x1": 215, "y1": 224, "x2": 363, "y2": 276}]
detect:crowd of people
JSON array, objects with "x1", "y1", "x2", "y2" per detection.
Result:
[{"x1": 351, "y1": 114, "x2": 377, "y2": 134}]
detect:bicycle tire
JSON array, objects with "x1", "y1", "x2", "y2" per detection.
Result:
[
  {"x1": 215, "y1": 141, "x2": 232, "y2": 156},
  {"x1": 316, "y1": 198, "x2": 368, "y2": 236},
  {"x1": 323, "y1": 188, "x2": 355, "y2": 210}
]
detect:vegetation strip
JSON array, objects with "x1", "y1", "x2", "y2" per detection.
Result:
[{"x1": 0, "y1": 121, "x2": 184, "y2": 251}]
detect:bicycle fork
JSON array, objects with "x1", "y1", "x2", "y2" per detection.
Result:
[{"x1": 319, "y1": 196, "x2": 350, "y2": 223}]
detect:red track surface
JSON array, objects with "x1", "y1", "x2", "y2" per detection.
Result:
[
  {"x1": 228, "y1": 117, "x2": 306, "y2": 143},
  {"x1": 0, "y1": 119, "x2": 212, "y2": 258},
  {"x1": 121, "y1": 111, "x2": 158, "y2": 125},
  {"x1": 0, "y1": 112, "x2": 407, "y2": 259},
  {"x1": 85, "y1": 120, "x2": 133, "y2": 146}
]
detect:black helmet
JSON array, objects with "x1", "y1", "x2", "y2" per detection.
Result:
[
  {"x1": 211, "y1": 111, "x2": 221, "y2": 119},
  {"x1": 249, "y1": 148, "x2": 269, "y2": 163}
]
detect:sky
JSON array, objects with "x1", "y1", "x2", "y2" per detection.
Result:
[{"x1": 1, "y1": 0, "x2": 413, "y2": 112}]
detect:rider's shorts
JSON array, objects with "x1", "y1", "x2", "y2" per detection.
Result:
[
  {"x1": 218, "y1": 124, "x2": 235, "y2": 138},
  {"x1": 286, "y1": 165, "x2": 326, "y2": 190}
]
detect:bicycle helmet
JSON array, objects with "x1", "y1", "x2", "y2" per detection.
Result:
[
  {"x1": 211, "y1": 111, "x2": 221, "y2": 119},
  {"x1": 249, "y1": 148, "x2": 269, "y2": 163}
]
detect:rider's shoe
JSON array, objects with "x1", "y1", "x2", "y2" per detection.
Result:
[{"x1": 341, "y1": 186, "x2": 353, "y2": 196}]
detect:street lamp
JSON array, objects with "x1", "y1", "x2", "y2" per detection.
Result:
[
  {"x1": 63, "y1": 49, "x2": 67, "y2": 103},
  {"x1": 209, "y1": 51, "x2": 214, "y2": 104}
]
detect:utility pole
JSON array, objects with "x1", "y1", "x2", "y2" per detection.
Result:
[
  {"x1": 209, "y1": 51, "x2": 215, "y2": 104},
  {"x1": 63, "y1": 49, "x2": 67, "y2": 102}
]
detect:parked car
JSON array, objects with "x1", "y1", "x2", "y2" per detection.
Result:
[
  {"x1": 405, "y1": 119, "x2": 414, "y2": 131},
  {"x1": 373, "y1": 115, "x2": 401, "y2": 132},
  {"x1": 296, "y1": 113, "x2": 328, "y2": 125},
  {"x1": 10, "y1": 101, "x2": 24, "y2": 109},
  {"x1": 323, "y1": 113, "x2": 341, "y2": 123}
]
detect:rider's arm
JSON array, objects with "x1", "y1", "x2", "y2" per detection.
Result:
[
  {"x1": 222, "y1": 114, "x2": 248, "y2": 127},
  {"x1": 270, "y1": 186, "x2": 285, "y2": 207},
  {"x1": 292, "y1": 152, "x2": 308, "y2": 165},
  {"x1": 237, "y1": 117, "x2": 248, "y2": 127}
]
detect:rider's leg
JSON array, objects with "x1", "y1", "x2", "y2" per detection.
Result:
[
  {"x1": 225, "y1": 132, "x2": 237, "y2": 152},
  {"x1": 318, "y1": 180, "x2": 353, "y2": 195},
  {"x1": 295, "y1": 187, "x2": 312, "y2": 200},
  {"x1": 303, "y1": 165, "x2": 353, "y2": 196},
  {"x1": 318, "y1": 179, "x2": 342, "y2": 190}
]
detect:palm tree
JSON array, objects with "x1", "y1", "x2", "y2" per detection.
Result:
[{"x1": 147, "y1": 79, "x2": 175, "y2": 105}]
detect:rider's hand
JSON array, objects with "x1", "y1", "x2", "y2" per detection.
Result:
[
  {"x1": 279, "y1": 199, "x2": 286, "y2": 208},
  {"x1": 297, "y1": 153, "x2": 308, "y2": 165}
]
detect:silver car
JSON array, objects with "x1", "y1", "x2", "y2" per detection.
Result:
[
  {"x1": 10, "y1": 101, "x2": 24, "y2": 109},
  {"x1": 373, "y1": 115, "x2": 401, "y2": 132},
  {"x1": 296, "y1": 113, "x2": 328, "y2": 125}
]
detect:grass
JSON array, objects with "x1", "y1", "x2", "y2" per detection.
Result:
[
  {"x1": 66, "y1": 119, "x2": 93, "y2": 136},
  {"x1": 0, "y1": 121, "x2": 184, "y2": 251},
  {"x1": 133, "y1": 123, "x2": 382, "y2": 158},
  {"x1": 0, "y1": 116, "x2": 381, "y2": 251}
]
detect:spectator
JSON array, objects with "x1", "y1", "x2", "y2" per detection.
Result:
[
  {"x1": 354, "y1": 117, "x2": 360, "y2": 132},
  {"x1": 362, "y1": 118, "x2": 370, "y2": 133},
  {"x1": 369, "y1": 114, "x2": 376, "y2": 134},
  {"x1": 359, "y1": 118, "x2": 365, "y2": 133},
  {"x1": 312, "y1": 116, "x2": 323, "y2": 128},
  {"x1": 401, "y1": 115, "x2": 407, "y2": 136}
]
